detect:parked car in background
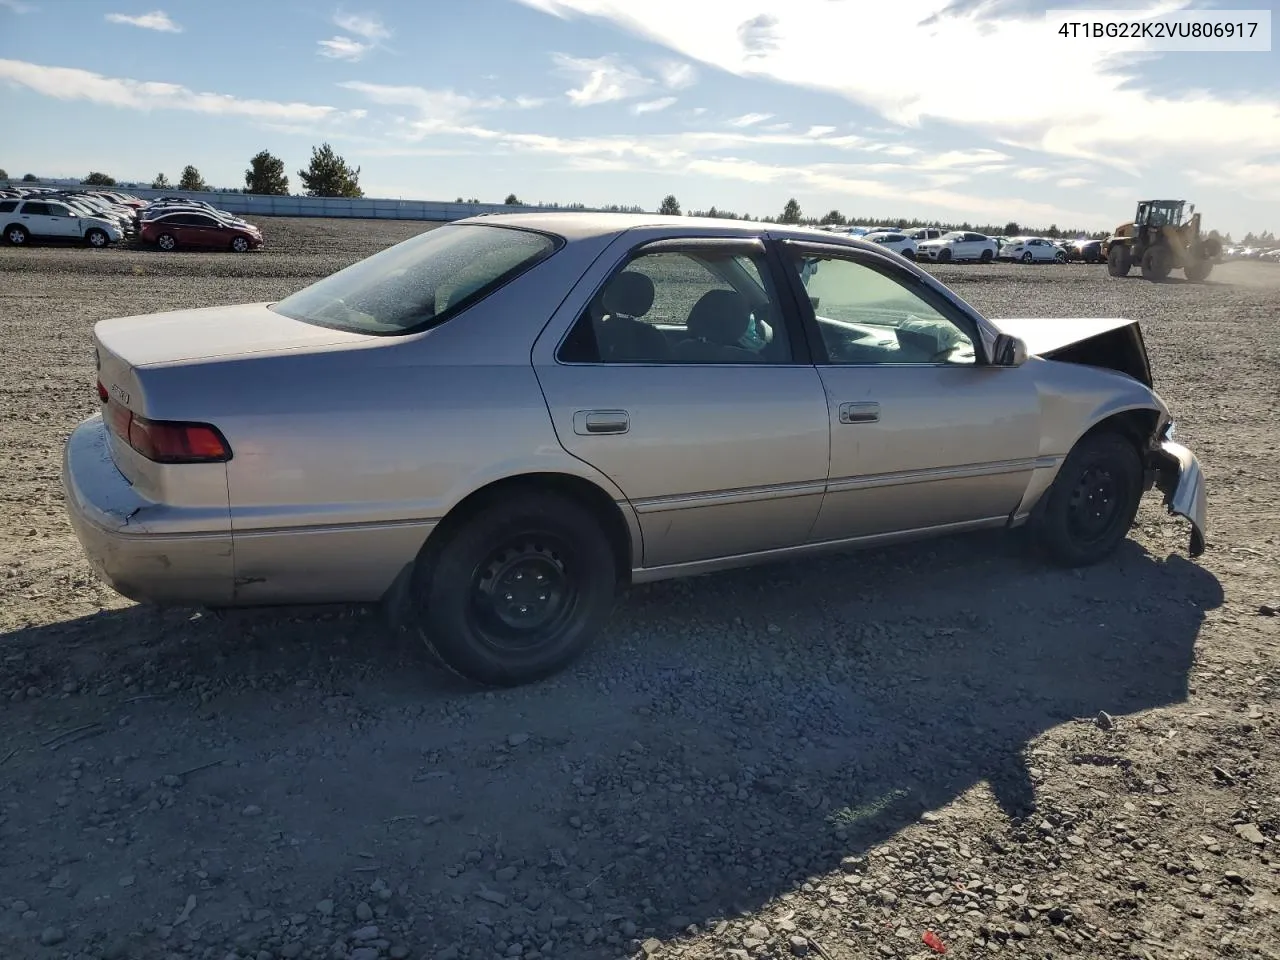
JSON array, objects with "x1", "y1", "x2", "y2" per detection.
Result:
[
  {"x1": 1, "y1": 198, "x2": 125, "y2": 247},
  {"x1": 1064, "y1": 238, "x2": 1105, "y2": 263},
  {"x1": 916, "y1": 230, "x2": 998, "y2": 262},
  {"x1": 905, "y1": 226, "x2": 948, "y2": 242},
  {"x1": 63, "y1": 212, "x2": 1206, "y2": 687},
  {"x1": 860, "y1": 230, "x2": 918, "y2": 259},
  {"x1": 139, "y1": 210, "x2": 263, "y2": 251},
  {"x1": 1000, "y1": 237, "x2": 1068, "y2": 263}
]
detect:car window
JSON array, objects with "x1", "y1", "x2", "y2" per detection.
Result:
[
  {"x1": 558, "y1": 247, "x2": 793, "y2": 365},
  {"x1": 189, "y1": 215, "x2": 218, "y2": 227},
  {"x1": 19, "y1": 202, "x2": 49, "y2": 216},
  {"x1": 783, "y1": 251, "x2": 976, "y2": 366},
  {"x1": 270, "y1": 222, "x2": 559, "y2": 335},
  {"x1": 48, "y1": 204, "x2": 71, "y2": 217},
  {"x1": 0, "y1": 201, "x2": 16, "y2": 213}
]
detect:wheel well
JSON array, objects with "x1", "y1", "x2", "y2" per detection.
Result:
[
  {"x1": 1079, "y1": 409, "x2": 1160, "y2": 454},
  {"x1": 426, "y1": 473, "x2": 634, "y2": 584}
]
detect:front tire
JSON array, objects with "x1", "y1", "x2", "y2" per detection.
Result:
[
  {"x1": 1107, "y1": 244, "x2": 1131, "y2": 276},
  {"x1": 979, "y1": 248, "x2": 993, "y2": 263},
  {"x1": 1032, "y1": 431, "x2": 1144, "y2": 567},
  {"x1": 156, "y1": 233, "x2": 177, "y2": 251},
  {"x1": 1141, "y1": 245, "x2": 1172, "y2": 281},
  {"x1": 85, "y1": 228, "x2": 109, "y2": 248},
  {"x1": 937, "y1": 248, "x2": 952, "y2": 262},
  {"x1": 1021, "y1": 251, "x2": 1033, "y2": 263},
  {"x1": 230, "y1": 236, "x2": 250, "y2": 253},
  {"x1": 411, "y1": 491, "x2": 618, "y2": 686}
]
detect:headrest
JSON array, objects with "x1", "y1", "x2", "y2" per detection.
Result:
[
  {"x1": 686, "y1": 290, "x2": 751, "y2": 345},
  {"x1": 601, "y1": 270, "x2": 655, "y2": 318}
]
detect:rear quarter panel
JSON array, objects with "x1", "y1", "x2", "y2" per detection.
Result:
[{"x1": 137, "y1": 230, "x2": 633, "y2": 603}]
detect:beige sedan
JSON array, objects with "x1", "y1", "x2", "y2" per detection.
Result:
[{"x1": 63, "y1": 213, "x2": 1206, "y2": 686}]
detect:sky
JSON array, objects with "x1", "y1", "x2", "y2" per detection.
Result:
[{"x1": 1, "y1": 0, "x2": 1277, "y2": 236}]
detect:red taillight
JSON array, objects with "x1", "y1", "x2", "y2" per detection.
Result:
[
  {"x1": 102, "y1": 396, "x2": 231, "y2": 463},
  {"x1": 96, "y1": 379, "x2": 109, "y2": 402}
]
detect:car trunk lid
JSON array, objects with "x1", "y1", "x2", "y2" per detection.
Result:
[{"x1": 92, "y1": 303, "x2": 372, "y2": 493}]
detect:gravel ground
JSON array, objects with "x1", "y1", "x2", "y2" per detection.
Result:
[{"x1": 1, "y1": 217, "x2": 1278, "y2": 960}]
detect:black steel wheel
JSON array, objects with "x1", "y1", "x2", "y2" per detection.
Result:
[
  {"x1": 1032, "y1": 430, "x2": 1144, "y2": 567},
  {"x1": 410, "y1": 490, "x2": 618, "y2": 686}
]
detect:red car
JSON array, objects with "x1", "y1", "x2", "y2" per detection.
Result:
[{"x1": 140, "y1": 211, "x2": 263, "y2": 252}]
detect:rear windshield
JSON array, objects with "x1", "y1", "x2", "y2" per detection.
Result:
[{"x1": 270, "y1": 223, "x2": 560, "y2": 335}]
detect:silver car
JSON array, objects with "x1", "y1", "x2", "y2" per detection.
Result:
[{"x1": 62, "y1": 213, "x2": 1206, "y2": 686}]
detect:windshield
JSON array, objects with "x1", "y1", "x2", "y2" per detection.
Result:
[
  {"x1": 269, "y1": 223, "x2": 560, "y2": 335},
  {"x1": 939, "y1": 231, "x2": 964, "y2": 241}
]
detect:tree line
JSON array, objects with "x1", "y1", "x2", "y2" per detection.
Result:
[
  {"x1": 0, "y1": 161, "x2": 1265, "y2": 243},
  {"x1": 32, "y1": 143, "x2": 366, "y2": 198}
]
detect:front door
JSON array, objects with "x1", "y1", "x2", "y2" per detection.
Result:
[
  {"x1": 772, "y1": 240, "x2": 1042, "y2": 543},
  {"x1": 532, "y1": 235, "x2": 831, "y2": 571}
]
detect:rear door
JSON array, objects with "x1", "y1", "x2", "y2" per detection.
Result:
[
  {"x1": 532, "y1": 233, "x2": 831, "y2": 571},
  {"x1": 16, "y1": 201, "x2": 55, "y2": 237},
  {"x1": 185, "y1": 213, "x2": 223, "y2": 248}
]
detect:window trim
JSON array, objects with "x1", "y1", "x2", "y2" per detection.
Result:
[
  {"x1": 553, "y1": 236, "x2": 811, "y2": 367},
  {"x1": 772, "y1": 239, "x2": 993, "y2": 367}
]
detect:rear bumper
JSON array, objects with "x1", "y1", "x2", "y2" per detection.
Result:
[
  {"x1": 61, "y1": 415, "x2": 234, "y2": 604},
  {"x1": 1152, "y1": 439, "x2": 1207, "y2": 557}
]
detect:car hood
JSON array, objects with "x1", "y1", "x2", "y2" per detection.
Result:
[
  {"x1": 988, "y1": 316, "x2": 1152, "y2": 387},
  {"x1": 987, "y1": 316, "x2": 1135, "y2": 355},
  {"x1": 95, "y1": 302, "x2": 373, "y2": 367}
]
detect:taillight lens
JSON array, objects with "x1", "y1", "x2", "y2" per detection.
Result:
[{"x1": 100, "y1": 392, "x2": 231, "y2": 463}]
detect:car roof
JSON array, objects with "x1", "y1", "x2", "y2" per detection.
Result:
[{"x1": 453, "y1": 211, "x2": 881, "y2": 249}]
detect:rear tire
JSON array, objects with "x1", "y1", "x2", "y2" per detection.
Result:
[
  {"x1": 1032, "y1": 430, "x2": 1144, "y2": 567},
  {"x1": 1184, "y1": 259, "x2": 1212, "y2": 282},
  {"x1": 410, "y1": 491, "x2": 618, "y2": 687},
  {"x1": 1107, "y1": 244, "x2": 1131, "y2": 276},
  {"x1": 156, "y1": 233, "x2": 177, "y2": 251},
  {"x1": 5, "y1": 224, "x2": 28, "y2": 246}
]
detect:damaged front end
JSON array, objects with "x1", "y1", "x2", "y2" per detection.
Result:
[{"x1": 1147, "y1": 421, "x2": 1207, "y2": 557}]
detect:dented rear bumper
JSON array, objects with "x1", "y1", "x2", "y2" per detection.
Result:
[
  {"x1": 1152, "y1": 438, "x2": 1207, "y2": 557},
  {"x1": 61, "y1": 414, "x2": 234, "y2": 604}
]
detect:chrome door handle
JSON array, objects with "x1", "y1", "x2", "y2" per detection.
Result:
[
  {"x1": 839, "y1": 401, "x2": 880, "y2": 424},
  {"x1": 573, "y1": 409, "x2": 629, "y2": 435}
]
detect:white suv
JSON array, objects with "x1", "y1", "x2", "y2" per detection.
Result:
[{"x1": 1, "y1": 199, "x2": 124, "y2": 248}]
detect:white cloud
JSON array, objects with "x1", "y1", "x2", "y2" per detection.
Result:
[
  {"x1": 509, "y1": 0, "x2": 1280, "y2": 179},
  {"x1": 104, "y1": 9, "x2": 182, "y2": 32},
  {"x1": 805, "y1": 125, "x2": 836, "y2": 137},
  {"x1": 0, "y1": 0, "x2": 36, "y2": 12},
  {"x1": 333, "y1": 11, "x2": 390, "y2": 40},
  {"x1": 551, "y1": 53, "x2": 656, "y2": 106},
  {"x1": 317, "y1": 36, "x2": 370, "y2": 60},
  {"x1": 632, "y1": 96, "x2": 677, "y2": 114},
  {"x1": 318, "y1": 10, "x2": 391, "y2": 62},
  {"x1": 656, "y1": 60, "x2": 697, "y2": 89},
  {"x1": 1057, "y1": 177, "x2": 1092, "y2": 188},
  {"x1": 337, "y1": 81, "x2": 541, "y2": 139},
  {"x1": 727, "y1": 112, "x2": 771, "y2": 127},
  {"x1": 0, "y1": 58, "x2": 358, "y2": 124}
]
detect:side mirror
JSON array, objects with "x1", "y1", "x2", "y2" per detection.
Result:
[{"x1": 992, "y1": 333, "x2": 1027, "y2": 367}]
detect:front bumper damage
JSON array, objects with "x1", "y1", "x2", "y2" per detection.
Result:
[{"x1": 1151, "y1": 438, "x2": 1207, "y2": 557}]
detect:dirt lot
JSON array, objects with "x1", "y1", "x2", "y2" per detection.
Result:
[{"x1": 1, "y1": 217, "x2": 1278, "y2": 960}]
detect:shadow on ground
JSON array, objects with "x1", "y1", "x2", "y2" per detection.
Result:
[{"x1": 0, "y1": 532, "x2": 1223, "y2": 957}]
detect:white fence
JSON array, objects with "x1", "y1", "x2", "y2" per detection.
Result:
[{"x1": 1, "y1": 180, "x2": 638, "y2": 222}]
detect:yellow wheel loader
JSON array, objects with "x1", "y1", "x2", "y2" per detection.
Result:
[{"x1": 1103, "y1": 200, "x2": 1223, "y2": 282}]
